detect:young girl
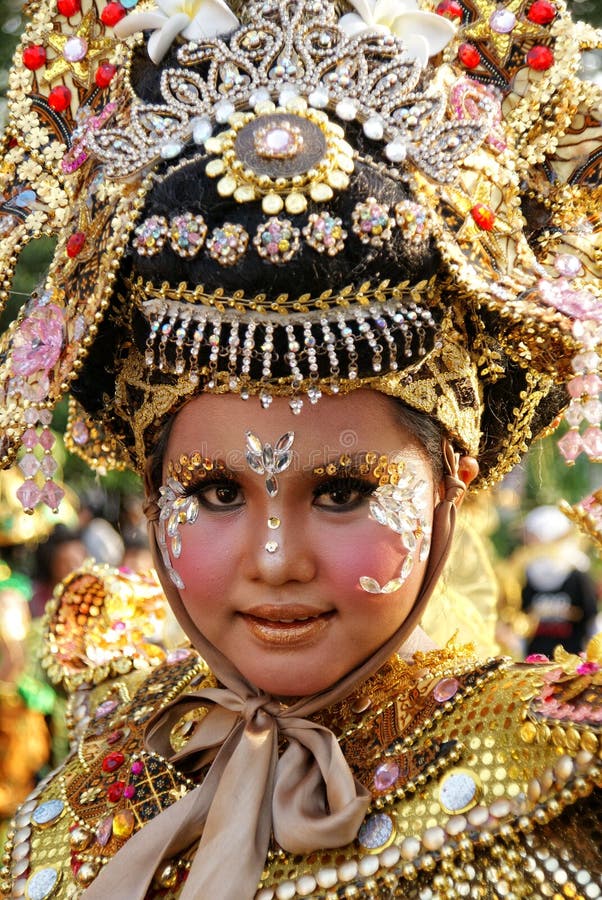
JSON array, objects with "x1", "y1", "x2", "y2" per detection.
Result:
[{"x1": 0, "y1": 0, "x2": 601, "y2": 897}]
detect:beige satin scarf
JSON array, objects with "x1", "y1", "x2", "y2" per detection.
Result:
[{"x1": 83, "y1": 442, "x2": 465, "y2": 900}]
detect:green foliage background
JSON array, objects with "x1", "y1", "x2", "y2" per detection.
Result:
[{"x1": 0, "y1": 0, "x2": 600, "y2": 522}]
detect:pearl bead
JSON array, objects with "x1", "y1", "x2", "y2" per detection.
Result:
[
  {"x1": 316, "y1": 867, "x2": 337, "y2": 888},
  {"x1": 338, "y1": 859, "x2": 358, "y2": 881},
  {"x1": 400, "y1": 836, "x2": 421, "y2": 860}
]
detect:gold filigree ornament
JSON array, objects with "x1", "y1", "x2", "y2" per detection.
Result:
[{"x1": 204, "y1": 103, "x2": 354, "y2": 215}]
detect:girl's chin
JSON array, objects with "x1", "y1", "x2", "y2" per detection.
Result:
[{"x1": 238, "y1": 662, "x2": 345, "y2": 698}]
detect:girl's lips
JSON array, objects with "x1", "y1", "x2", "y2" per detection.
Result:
[
  {"x1": 239, "y1": 608, "x2": 335, "y2": 646},
  {"x1": 244, "y1": 604, "x2": 331, "y2": 621}
]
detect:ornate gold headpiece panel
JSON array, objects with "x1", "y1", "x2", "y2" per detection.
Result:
[
  {"x1": 126, "y1": 273, "x2": 441, "y2": 408},
  {"x1": 89, "y1": 0, "x2": 487, "y2": 185}
]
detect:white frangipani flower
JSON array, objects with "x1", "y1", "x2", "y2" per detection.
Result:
[
  {"x1": 339, "y1": 0, "x2": 456, "y2": 68},
  {"x1": 115, "y1": 0, "x2": 240, "y2": 65}
]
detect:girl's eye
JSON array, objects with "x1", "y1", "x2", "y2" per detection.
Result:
[
  {"x1": 313, "y1": 477, "x2": 375, "y2": 511},
  {"x1": 197, "y1": 481, "x2": 244, "y2": 509}
]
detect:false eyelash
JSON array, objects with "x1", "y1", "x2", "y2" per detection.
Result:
[
  {"x1": 182, "y1": 471, "x2": 240, "y2": 498},
  {"x1": 312, "y1": 475, "x2": 377, "y2": 500}
]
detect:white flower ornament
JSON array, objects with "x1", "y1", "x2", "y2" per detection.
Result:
[
  {"x1": 114, "y1": 0, "x2": 240, "y2": 65},
  {"x1": 339, "y1": 0, "x2": 456, "y2": 68}
]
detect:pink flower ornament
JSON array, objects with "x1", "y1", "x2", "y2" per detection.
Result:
[
  {"x1": 576, "y1": 660, "x2": 600, "y2": 676},
  {"x1": 11, "y1": 304, "x2": 65, "y2": 379}
]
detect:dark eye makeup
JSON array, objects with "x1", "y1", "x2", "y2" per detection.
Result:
[
  {"x1": 179, "y1": 471, "x2": 377, "y2": 512},
  {"x1": 312, "y1": 475, "x2": 377, "y2": 510}
]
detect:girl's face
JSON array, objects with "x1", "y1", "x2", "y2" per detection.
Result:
[{"x1": 161, "y1": 391, "x2": 441, "y2": 696}]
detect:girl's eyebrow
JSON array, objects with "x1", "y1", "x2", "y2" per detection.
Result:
[
  {"x1": 311, "y1": 452, "x2": 407, "y2": 484},
  {"x1": 311, "y1": 452, "x2": 381, "y2": 475},
  {"x1": 167, "y1": 454, "x2": 234, "y2": 489}
]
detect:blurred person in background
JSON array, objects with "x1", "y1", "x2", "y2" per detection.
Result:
[
  {"x1": 520, "y1": 506, "x2": 599, "y2": 658},
  {"x1": 121, "y1": 531, "x2": 154, "y2": 574},
  {"x1": 78, "y1": 489, "x2": 125, "y2": 568},
  {"x1": 0, "y1": 566, "x2": 51, "y2": 840},
  {"x1": 30, "y1": 524, "x2": 87, "y2": 619}
]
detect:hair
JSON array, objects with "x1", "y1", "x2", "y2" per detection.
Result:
[{"x1": 394, "y1": 402, "x2": 444, "y2": 482}]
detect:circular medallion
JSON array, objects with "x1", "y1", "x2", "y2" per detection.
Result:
[
  {"x1": 204, "y1": 104, "x2": 353, "y2": 214},
  {"x1": 439, "y1": 768, "x2": 481, "y2": 814},
  {"x1": 358, "y1": 812, "x2": 395, "y2": 852},
  {"x1": 25, "y1": 867, "x2": 61, "y2": 900},
  {"x1": 235, "y1": 113, "x2": 326, "y2": 179},
  {"x1": 31, "y1": 799, "x2": 64, "y2": 828}
]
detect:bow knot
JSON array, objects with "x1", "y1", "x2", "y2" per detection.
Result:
[
  {"x1": 241, "y1": 694, "x2": 278, "y2": 728},
  {"x1": 83, "y1": 682, "x2": 370, "y2": 900}
]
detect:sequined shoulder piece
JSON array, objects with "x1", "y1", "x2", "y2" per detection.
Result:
[
  {"x1": 41, "y1": 561, "x2": 173, "y2": 691},
  {"x1": 257, "y1": 651, "x2": 602, "y2": 899},
  {"x1": 1, "y1": 647, "x2": 210, "y2": 898}
]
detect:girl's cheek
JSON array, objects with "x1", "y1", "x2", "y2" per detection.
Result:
[
  {"x1": 176, "y1": 521, "x2": 236, "y2": 589},
  {"x1": 318, "y1": 522, "x2": 408, "y2": 589}
]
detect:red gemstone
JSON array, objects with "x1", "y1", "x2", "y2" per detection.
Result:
[
  {"x1": 102, "y1": 750, "x2": 125, "y2": 773},
  {"x1": 95, "y1": 61, "x2": 117, "y2": 88},
  {"x1": 101, "y1": 1, "x2": 126, "y2": 26},
  {"x1": 458, "y1": 42, "x2": 480, "y2": 69},
  {"x1": 48, "y1": 85, "x2": 72, "y2": 112},
  {"x1": 57, "y1": 0, "x2": 81, "y2": 15},
  {"x1": 471, "y1": 204, "x2": 496, "y2": 231},
  {"x1": 527, "y1": 0, "x2": 556, "y2": 25},
  {"x1": 70, "y1": 855, "x2": 82, "y2": 876},
  {"x1": 106, "y1": 781, "x2": 125, "y2": 803},
  {"x1": 436, "y1": 0, "x2": 463, "y2": 21},
  {"x1": 526, "y1": 45, "x2": 554, "y2": 71},
  {"x1": 66, "y1": 231, "x2": 86, "y2": 257},
  {"x1": 22, "y1": 45, "x2": 47, "y2": 70}
]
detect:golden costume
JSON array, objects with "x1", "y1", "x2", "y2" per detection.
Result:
[{"x1": 0, "y1": 0, "x2": 602, "y2": 897}]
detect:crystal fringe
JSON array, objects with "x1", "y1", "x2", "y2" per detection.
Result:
[{"x1": 139, "y1": 296, "x2": 437, "y2": 402}]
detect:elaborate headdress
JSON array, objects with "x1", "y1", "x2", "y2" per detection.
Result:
[
  {"x1": 0, "y1": 0, "x2": 601, "y2": 512},
  {"x1": 2, "y1": 4, "x2": 602, "y2": 898}
]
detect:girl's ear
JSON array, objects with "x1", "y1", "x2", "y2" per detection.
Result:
[{"x1": 455, "y1": 456, "x2": 479, "y2": 507}]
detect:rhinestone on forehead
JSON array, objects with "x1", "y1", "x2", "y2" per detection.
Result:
[{"x1": 245, "y1": 431, "x2": 295, "y2": 497}]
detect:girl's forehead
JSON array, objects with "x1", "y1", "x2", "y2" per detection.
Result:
[
  {"x1": 164, "y1": 393, "x2": 430, "y2": 479},
  {"x1": 169, "y1": 391, "x2": 412, "y2": 450}
]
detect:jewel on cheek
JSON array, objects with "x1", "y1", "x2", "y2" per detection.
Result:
[{"x1": 358, "y1": 455, "x2": 432, "y2": 595}]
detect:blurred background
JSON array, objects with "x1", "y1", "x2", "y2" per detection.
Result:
[{"x1": 0, "y1": 0, "x2": 600, "y2": 841}]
